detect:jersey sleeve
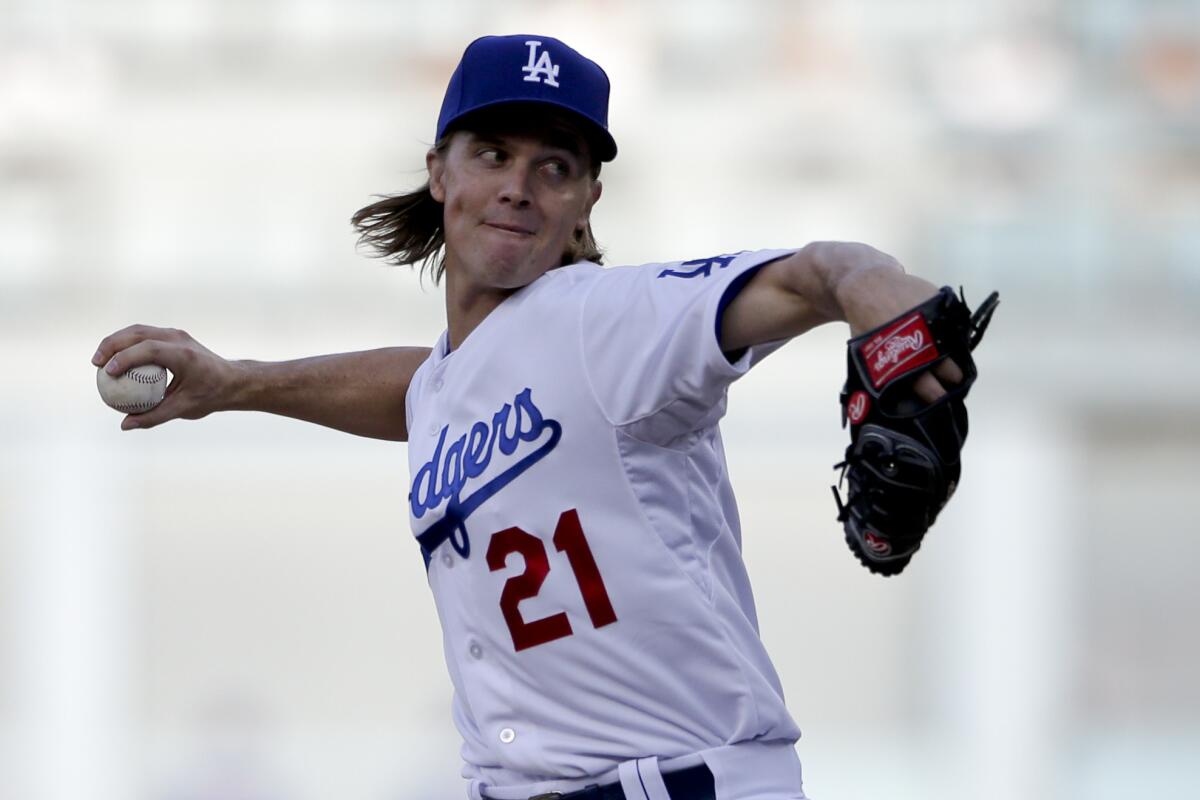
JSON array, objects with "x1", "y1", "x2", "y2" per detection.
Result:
[
  {"x1": 579, "y1": 248, "x2": 798, "y2": 438},
  {"x1": 404, "y1": 339, "x2": 439, "y2": 440}
]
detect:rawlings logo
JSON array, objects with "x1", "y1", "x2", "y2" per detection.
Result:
[
  {"x1": 847, "y1": 391, "x2": 870, "y2": 425},
  {"x1": 864, "y1": 531, "x2": 892, "y2": 555},
  {"x1": 410, "y1": 387, "x2": 561, "y2": 560},
  {"x1": 860, "y1": 313, "x2": 938, "y2": 388},
  {"x1": 873, "y1": 330, "x2": 924, "y2": 372}
]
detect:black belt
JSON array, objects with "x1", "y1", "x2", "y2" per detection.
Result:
[{"x1": 484, "y1": 762, "x2": 715, "y2": 800}]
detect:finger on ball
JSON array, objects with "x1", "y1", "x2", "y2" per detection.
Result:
[{"x1": 96, "y1": 364, "x2": 168, "y2": 415}]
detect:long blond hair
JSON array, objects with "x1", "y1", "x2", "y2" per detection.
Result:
[{"x1": 351, "y1": 120, "x2": 604, "y2": 284}]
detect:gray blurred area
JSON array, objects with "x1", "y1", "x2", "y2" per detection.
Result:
[{"x1": 2, "y1": 1, "x2": 1199, "y2": 799}]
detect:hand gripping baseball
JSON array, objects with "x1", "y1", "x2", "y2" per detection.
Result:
[
  {"x1": 831, "y1": 287, "x2": 1000, "y2": 576},
  {"x1": 92, "y1": 325, "x2": 239, "y2": 430}
]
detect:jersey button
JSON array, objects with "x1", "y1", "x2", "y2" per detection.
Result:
[
  {"x1": 442, "y1": 552, "x2": 454, "y2": 568},
  {"x1": 468, "y1": 640, "x2": 483, "y2": 659},
  {"x1": 432, "y1": 377, "x2": 444, "y2": 392},
  {"x1": 499, "y1": 727, "x2": 516, "y2": 744}
]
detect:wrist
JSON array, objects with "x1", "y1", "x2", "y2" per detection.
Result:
[
  {"x1": 837, "y1": 268, "x2": 939, "y2": 338},
  {"x1": 834, "y1": 262, "x2": 905, "y2": 317},
  {"x1": 226, "y1": 359, "x2": 263, "y2": 411}
]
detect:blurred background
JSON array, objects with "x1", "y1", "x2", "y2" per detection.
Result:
[{"x1": 2, "y1": 0, "x2": 1198, "y2": 798}]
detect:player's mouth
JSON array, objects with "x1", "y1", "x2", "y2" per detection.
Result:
[{"x1": 483, "y1": 221, "x2": 535, "y2": 236}]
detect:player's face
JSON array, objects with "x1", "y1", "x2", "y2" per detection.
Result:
[{"x1": 427, "y1": 114, "x2": 602, "y2": 294}]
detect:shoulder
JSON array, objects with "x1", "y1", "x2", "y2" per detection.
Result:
[
  {"x1": 583, "y1": 248, "x2": 798, "y2": 298},
  {"x1": 522, "y1": 250, "x2": 798, "y2": 316},
  {"x1": 513, "y1": 259, "x2": 647, "y2": 310}
]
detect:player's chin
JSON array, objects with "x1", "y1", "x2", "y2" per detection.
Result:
[{"x1": 483, "y1": 249, "x2": 555, "y2": 288}]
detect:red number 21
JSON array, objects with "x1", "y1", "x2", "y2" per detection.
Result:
[{"x1": 485, "y1": 508, "x2": 618, "y2": 652}]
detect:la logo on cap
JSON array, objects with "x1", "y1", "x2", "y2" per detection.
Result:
[
  {"x1": 434, "y1": 34, "x2": 618, "y2": 161},
  {"x1": 522, "y1": 40, "x2": 560, "y2": 87}
]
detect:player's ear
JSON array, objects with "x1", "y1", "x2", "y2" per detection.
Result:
[
  {"x1": 427, "y1": 148, "x2": 446, "y2": 203},
  {"x1": 578, "y1": 179, "x2": 602, "y2": 229}
]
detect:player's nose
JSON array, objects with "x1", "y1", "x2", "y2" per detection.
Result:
[{"x1": 496, "y1": 161, "x2": 534, "y2": 206}]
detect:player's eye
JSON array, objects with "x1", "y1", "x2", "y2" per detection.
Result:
[
  {"x1": 477, "y1": 147, "x2": 505, "y2": 163},
  {"x1": 541, "y1": 158, "x2": 571, "y2": 178}
]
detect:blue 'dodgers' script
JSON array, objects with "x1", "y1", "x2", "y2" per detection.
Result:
[{"x1": 410, "y1": 387, "x2": 562, "y2": 562}]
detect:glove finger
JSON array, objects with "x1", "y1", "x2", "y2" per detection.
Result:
[
  {"x1": 913, "y1": 371, "x2": 947, "y2": 404},
  {"x1": 934, "y1": 357, "x2": 964, "y2": 386}
]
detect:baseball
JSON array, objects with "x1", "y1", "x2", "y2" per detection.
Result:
[{"x1": 96, "y1": 364, "x2": 168, "y2": 413}]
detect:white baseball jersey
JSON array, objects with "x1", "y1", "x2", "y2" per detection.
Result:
[{"x1": 405, "y1": 248, "x2": 804, "y2": 798}]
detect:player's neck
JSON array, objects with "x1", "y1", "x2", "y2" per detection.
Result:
[{"x1": 443, "y1": 269, "x2": 518, "y2": 353}]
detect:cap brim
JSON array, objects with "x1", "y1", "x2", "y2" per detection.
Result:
[{"x1": 441, "y1": 99, "x2": 617, "y2": 163}]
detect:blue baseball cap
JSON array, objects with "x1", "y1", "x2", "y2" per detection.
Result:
[{"x1": 436, "y1": 34, "x2": 617, "y2": 162}]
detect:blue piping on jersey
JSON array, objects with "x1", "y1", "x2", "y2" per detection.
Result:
[
  {"x1": 715, "y1": 262, "x2": 768, "y2": 362},
  {"x1": 636, "y1": 759, "x2": 651, "y2": 798}
]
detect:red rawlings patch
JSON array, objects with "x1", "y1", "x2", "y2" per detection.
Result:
[
  {"x1": 863, "y1": 531, "x2": 892, "y2": 555},
  {"x1": 859, "y1": 312, "x2": 938, "y2": 389},
  {"x1": 847, "y1": 390, "x2": 870, "y2": 425}
]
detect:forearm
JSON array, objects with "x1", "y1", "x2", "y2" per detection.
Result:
[
  {"x1": 791, "y1": 241, "x2": 909, "y2": 332},
  {"x1": 229, "y1": 347, "x2": 431, "y2": 441},
  {"x1": 720, "y1": 241, "x2": 916, "y2": 351}
]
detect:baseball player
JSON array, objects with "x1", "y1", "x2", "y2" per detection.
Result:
[{"x1": 94, "y1": 34, "x2": 988, "y2": 800}]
